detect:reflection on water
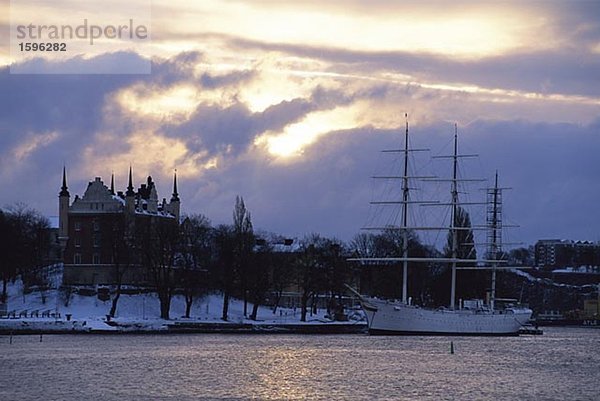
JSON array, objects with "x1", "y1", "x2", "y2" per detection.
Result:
[{"x1": 1, "y1": 328, "x2": 599, "y2": 401}]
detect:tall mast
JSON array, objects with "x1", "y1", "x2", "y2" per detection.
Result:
[
  {"x1": 450, "y1": 124, "x2": 459, "y2": 310},
  {"x1": 489, "y1": 171, "x2": 500, "y2": 311},
  {"x1": 401, "y1": 113, "x2": 410, "y2": 304}
]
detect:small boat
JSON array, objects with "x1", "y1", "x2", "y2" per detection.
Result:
[
  {"x1": 349, "y1": 115, "x2": 532, "y2": 335},
  {"x1": 518, "y1": 325, "x2": 544, "y2": 335}
]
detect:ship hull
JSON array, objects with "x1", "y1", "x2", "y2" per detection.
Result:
[{"x1": 361, "y1": 297, "x2": 532, "y2": 336}]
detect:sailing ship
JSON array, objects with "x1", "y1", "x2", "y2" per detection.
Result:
[{"x1": 349, "y1": 115, "x2": 532, "y2": 336}]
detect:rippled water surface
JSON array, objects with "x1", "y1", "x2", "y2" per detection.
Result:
[{"x1": 1, "y1": 327, "x2": 599, "y2": 400}]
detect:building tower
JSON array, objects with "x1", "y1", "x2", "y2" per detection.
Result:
[
  {"x1": 147, "y1": 176, "x2": 159, "y2": 213},
  {"x1": 58, "y1": 166, "x2": 70, "y2": 258},
  {"x1": 125, "y1": 166, "x2": 135, "y2": 214},
  {"x1": 110, "y1": 172, "x2": 115, "y2": 195},
  {"x1": 170, "y1": 170, "x2": 180, "y2": 221}
]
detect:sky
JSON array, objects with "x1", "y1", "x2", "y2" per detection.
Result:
[{"x1": 0, "y1": 0, "x2": 599, "y2": 248}]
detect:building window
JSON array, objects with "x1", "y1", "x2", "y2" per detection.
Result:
[
  {"x1": 75, "y1": 236, "x2": 81, "y2": 248},
  {"x1": 74, "y1": 221, "x2": 81, "y2": 231},
  {"x1": 74, "y1": 253, "x2": 81, "y2": 264},
  {"x1": 93, "y1": 220, "x2": 100, "y2": 231},
  {"x1": 93, "y1": 234, "x2": 101, "y2": 248},
  {"x1": 92, "y1": 254, "x2": 100, "y2": 265}
]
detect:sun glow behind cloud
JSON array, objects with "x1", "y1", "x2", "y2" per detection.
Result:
[
  {"x1": 237, "y1": 56, "x2": 333, "y2": 112},
  {"x1": 116, "y1": 84, "x2": 197, "y2": 120},
  {"x1": 81, "y1": 130, "x2": 215, "y2": 181},
  {"x1": 115, "y1": 83, "x2": 234, "y2": 121},
  {"x1": 255, "y1": 106, "x2": 359, "y2": 158}
]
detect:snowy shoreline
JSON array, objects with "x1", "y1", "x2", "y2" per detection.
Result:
[
  {"x1": 0, "y1": 317, "x2": 367, "y2": 335},
  {"x1": 2, "y1": 276, "x2": 366, "y2": 335}
]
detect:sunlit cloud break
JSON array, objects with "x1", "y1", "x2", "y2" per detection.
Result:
[{"x1": 255, "y1": 106, "x2": 359, "y2": 158}]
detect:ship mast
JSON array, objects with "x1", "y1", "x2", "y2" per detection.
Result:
[
  {"x1": 491, "y1": 172, "x2": 499, "y2": 311},
  {"x1": 487, "y1": 171, "x2": 507, "y2": 311},
  {"x1": 450, "y1": 124, "x2": 459, "y2": 310},
  {"x1": 401, "y1": 114, "x2": 410, "y2": 304},
  {"x1": 367, "y1": 113, "x2": 429, "y2": 304}
]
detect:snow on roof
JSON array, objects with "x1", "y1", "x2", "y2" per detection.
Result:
[
  {"x1": 134, "y1": 209, "x2": 176, "y2": 218},
  {"x1": 271, "y1": 241, "x2": 301, "y2": 253},
  {"x1": 552, "y1": 266, "x2": 600, "y2": 274},
  {"x1": 111, "y1": 195, "x2": 125, "y2": 205}
]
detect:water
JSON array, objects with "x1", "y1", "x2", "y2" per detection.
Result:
[{"x1": 1, "y1": 327, "x2": 599, "y2": 401}]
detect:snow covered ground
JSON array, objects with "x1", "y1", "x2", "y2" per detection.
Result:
[{"x1": 1, "y1": 268, "x2": 365, "y2": 333}]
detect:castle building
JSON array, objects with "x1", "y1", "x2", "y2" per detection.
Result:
[{"x1": 59, "y1": 167, "x2": 180, "y2": 285}]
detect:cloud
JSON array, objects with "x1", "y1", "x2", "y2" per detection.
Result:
[
  {"x1": 151, "y1": 0, "x2": 554, "y2": 58},
  {"x1": 10, "y1": 51, "x2": 151, "y2": 74},
  {"x1": 12, "y1": 131, "x2": 60, "y2": 162},
  {"x1": 81, "y1": 130, "x2": 212, "y2": 180},
  {"x1": 222, "y1": 37, "x2": 600, "y2": 100}
]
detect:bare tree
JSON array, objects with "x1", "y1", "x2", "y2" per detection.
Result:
[
  {"x1": 248, "y1": 238, "x2": 273, "y2": 321},
  {"x1": 138, "y1": 217, "x2": 180, "y2": 320},
  {"x1": 295, "y1": 234, "x2": 326, "y2": 322},
  {"x1": 214, "y1": 224, "x2": 235, "y2": 321},
  {"x1": 0, "y1": 205, "x2": 51, "y2": 304},
  {"x1": 350, "y1": 232, "x2": 376, "y2": 258},
  {"x1": 0, "y1": 210, "x2": 19, "y2": 304},
  {"x1": 107, "y1": 217, "x2": 133, "y2": 318},
  {"x1": 438, "y1": 206, "x2": 483, "y2": 303},
  {"x1": 179, "y1": 214, "x2": 212, "y2": 318},
  {"x1": 269, "y1": 240, "x2": 294, "y2": 315},
  {"x1": 321, "y1": 239, "x2": 350, "y2": 320},
  {"x1": 233, "y1": 196, "x2": 253, "y2": 316}
]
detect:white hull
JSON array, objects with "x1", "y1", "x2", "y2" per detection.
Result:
[{"x1": 361, "y1": 297, "x2": 532, "y2": 336}]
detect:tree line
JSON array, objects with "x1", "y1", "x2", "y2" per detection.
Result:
[
  {"x1": 127, "y1": 196, "x2": 357, "y2": 321},
  {"x1": 0, "y1": 204, "x2": 52, "y2": 305},
  {"x1": 103, "y1": 200, "x2": 532, "y2": 320},
  {"x1": 0, "y1": 200, "x2": 534, "y2": 321}
]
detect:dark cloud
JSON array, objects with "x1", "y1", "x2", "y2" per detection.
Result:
[
  {"x1": 190, "y1": 117, "x2": 600, "y2": 247},
  {"x1": 199, "y1": 70, "x2": 255, "y2": 89},
  {"x1": 422, "y1": 118, "x2": 600, "y2": 244},
  {"x1": 10, "y1": 51, "x2": 150, "y2": 74},
  {"x1": 552, "y1": 1, "x2": 600, "y2": 44},
  {"x1": 166, "y1": 86, "x2": 355, "y2": 158},
  {"x1": 0, "y1": 54, "x2": 142, "y2": 153},
  {"x1": 172, "y1": 103, "x2": 255, "y2": 155},
  {"x1": 148, "y1": 51, "x2": 204, "y2": 86}
]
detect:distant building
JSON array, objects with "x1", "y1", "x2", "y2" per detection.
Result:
[
  {"x1": 58, "y1": 167, "x2": 180, "y2": 285},
  {"x1": 534, "y1": 239, "x2": 600, "y2": 269}
]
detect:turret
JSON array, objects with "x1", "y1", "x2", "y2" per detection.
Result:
[
  {"x1": 125, "y1": 166, "x2": 136, "y2": 214},
  {"x1": 147, "y1": 176, "x2": 158, "y2": 213},
  {"x1": 58, "y1": 166, "x2": 70, "y2": 257},
  {"x1": 170, "y1": 170, "x2": 180, "y2": 221}
]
